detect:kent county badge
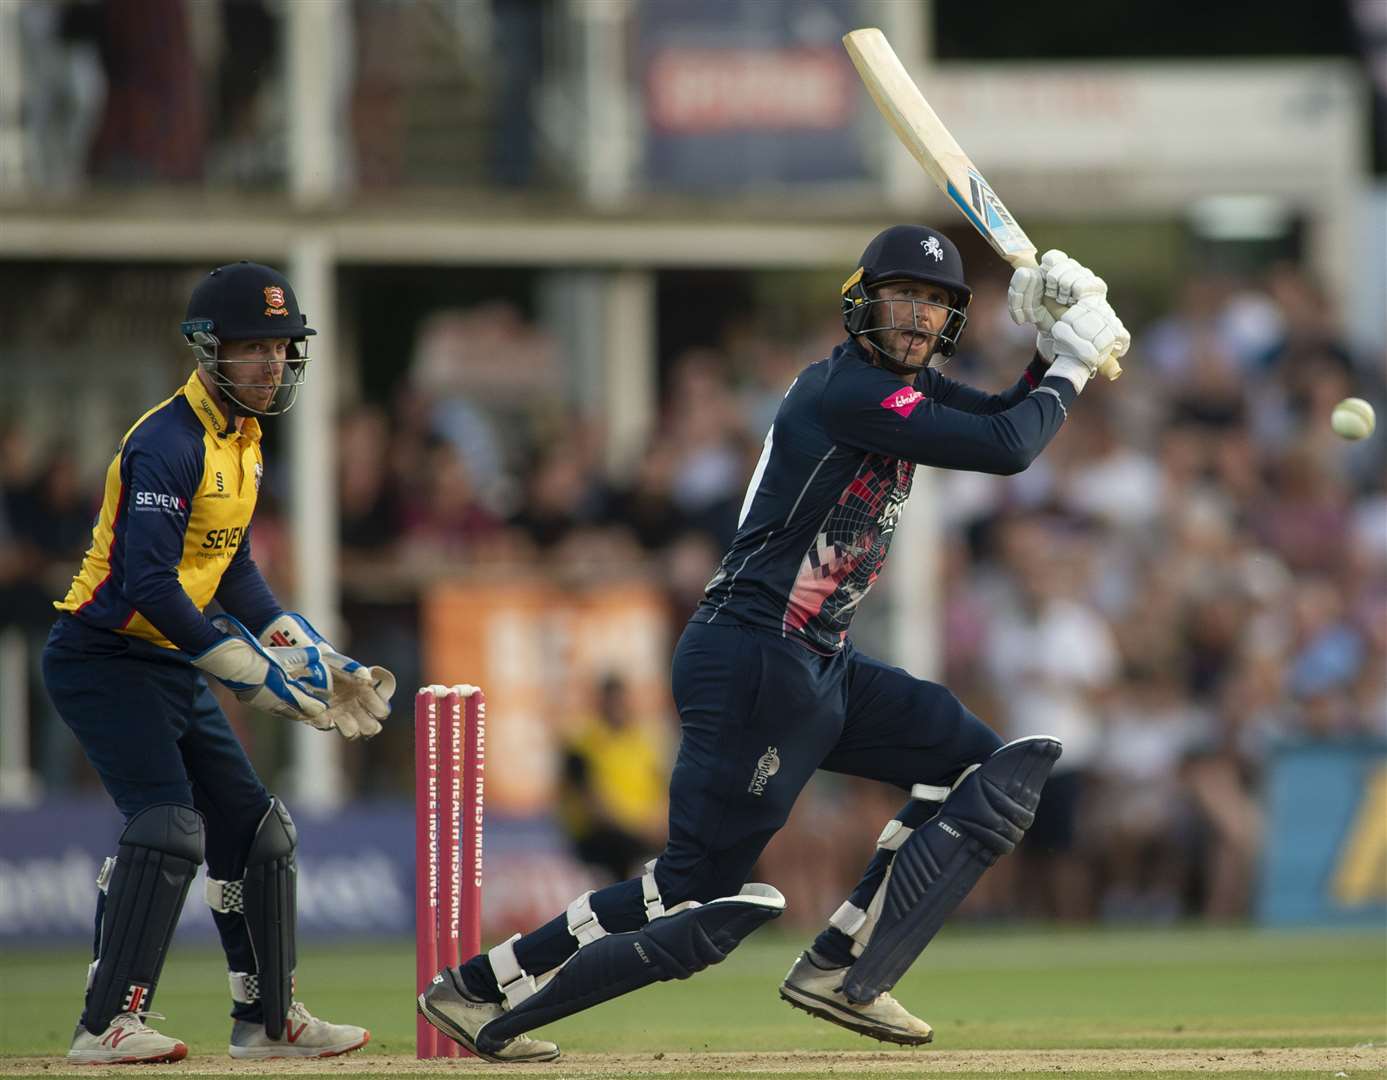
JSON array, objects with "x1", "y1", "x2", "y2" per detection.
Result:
[{"x1": 263, "y1": 285, "x2": 289, "y2": 317}]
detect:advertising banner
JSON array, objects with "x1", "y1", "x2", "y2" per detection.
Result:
[
  {"x1": 1, "y1": 799, "x2": 595, "y2": 944},
  {"x1": 639, "y1": 0, "x2": 871, "y2": 190},
  {"x1": 1257, "y1": 740, "x2": 1387, "y2": 926}
]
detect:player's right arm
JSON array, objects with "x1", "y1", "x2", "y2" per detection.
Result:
[{"x1": 118, "y1": 441, "x2": 223, "y2": 654}]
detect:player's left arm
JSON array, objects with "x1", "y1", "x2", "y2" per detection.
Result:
[{"x1": 918, "y1": 357, "x2": 1053, "y2": 416}]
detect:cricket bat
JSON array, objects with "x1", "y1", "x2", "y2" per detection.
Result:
[{"x1": 843, "y1": 27, "x2": 1122, "y2": 380}]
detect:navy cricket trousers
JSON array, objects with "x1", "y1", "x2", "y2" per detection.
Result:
[
  {"x1": 458, "y1": 618, "x2": 1001, "y2": 996},
  {"x1": 42, "y1": 614, "x2": 272, "y2": 1020}
]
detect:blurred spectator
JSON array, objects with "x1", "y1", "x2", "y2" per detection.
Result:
[
  {"x1": 509, "y1": 437, "x2": 606, "y2": 551},
  {"x1": 662, "y1": 350, "x2": 751, "y2": 549},
  {"x1": 601, "y1": 439, "x2": 690, "y2": 551},
  {"x1": 84, "y1": 0, "x2": 207, "y2": 184},
  {"x1": 984, "y1": 515, "x2": 1121, "y2": 921},
  {"x1": 1253, "y1": 444, "x2": 1353, "y2": 574},
  {"x1": 557, "y1": 674, "x2": 668, "y2": 884},
  {"x1": 401, "y1": 441, "x2": 504, "y2": 560},
  {"x1": 1092, "y1": 665, "x2": 1207, "y2": 922},
  {"x1": 338, "y1": 405, "x2": 405, "y2": 559}
]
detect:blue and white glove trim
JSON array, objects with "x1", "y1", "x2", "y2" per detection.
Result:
[
  {"x1": 259, "y1": 612, "x2": 394, "y2": 740},
  {"x1": 191, "y1": 614, "x2": 331, "y2": 724}
]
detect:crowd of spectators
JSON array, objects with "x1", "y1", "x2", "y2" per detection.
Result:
[{"x1": 2, "y1": 260, "x2": 1383, "y2": 928}]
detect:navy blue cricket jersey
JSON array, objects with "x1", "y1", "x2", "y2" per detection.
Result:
[{"x1": 693, "y1": 338, "x2": 1077, "y2": 653}]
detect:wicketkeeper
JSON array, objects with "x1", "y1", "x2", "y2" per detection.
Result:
[
  {"x1": 43, "y1": 262, "x2": 396, "y2": 1064},
  {"x1": 417, "y1": 229, "x2": 1129, "y2": 1061}
]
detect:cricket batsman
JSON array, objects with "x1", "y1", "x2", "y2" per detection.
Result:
[
  {"x1": 43, "y1": 261, "x2": 395, "y2": 1064},
  {"x1": 417, "y1": 227, "x2": 1129, "y2": 1060}
]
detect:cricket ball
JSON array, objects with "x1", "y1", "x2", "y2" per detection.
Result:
[{"x1": 1330, "y1": 397, "x2": 1376, "y2": 441}]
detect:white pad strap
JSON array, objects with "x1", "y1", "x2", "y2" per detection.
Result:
[
  {"x1": 875, "y1": 820, "x2": 913, "y2": 851},
  {"x1": 86, "y1": 959, "x2": 99, "y2": 991},
  {"x1": 229, "y1": 971, "x2": 260, "y2": 1004},
  {"x1": 641, "y1": 859, "x2": 665, "y2": 921},
  {"x1": 565, "y1": 890, "x2": 608, "y2": 946},
  {"x1": 205, "y1": 876, "x2": 245, "y2": 914},
  {"x1": 909, "y1": 782, "x2": 951, "y2": 804},
  {"x1": 830, "y1": 900, "x2": 867, "y2": 938},
  {"x1": 488, "y1": 933, "x2": 538, "y2": 1009}
]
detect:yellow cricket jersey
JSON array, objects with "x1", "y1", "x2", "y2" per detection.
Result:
[{"x1": 56, "y1": 370, "x2": 272, "y2": 653}]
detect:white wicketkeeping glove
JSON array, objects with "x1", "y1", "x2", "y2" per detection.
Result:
[
  {"x1": 260, "y1": 612, "x2": 394, "y2": 740},
  {"x1": 1046, "y1": 295, "x2": 1132, "y2": 392},
  {"x1": 1007, "y1": 249, "x2": 1110, "y2": 362},
  {"x1": 193, "y1": 615, "x2": 331, "y2": 723}
]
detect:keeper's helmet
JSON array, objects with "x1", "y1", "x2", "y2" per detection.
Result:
[
  {"x1": 841, "y1": 225, "x2": 971, "y2": 371},
  {"x1": 180, "y1": 261, "x2": 316, "y2": 417}
]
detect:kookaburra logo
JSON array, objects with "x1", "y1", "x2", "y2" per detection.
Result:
[
  {"x1": 920, "y1": 236, "x2": 944, "y2": 261},
  {"x1": 748, "y1": 746, "x2": 781, "y2": 796}
]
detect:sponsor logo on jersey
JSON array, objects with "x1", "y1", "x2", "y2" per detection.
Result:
[
  {"x1": 879, "y1": 387, "x2": 924, "y2": 418},
  {"x1": 201, "y1": 525, "x2": 245, "y2": 552},
  {"x1": 132, "y1": 490, "x2": 188, "y2": 514},
  {"x1": 264, "y1": 285, "x2": 289, "y2": 316},
  {"x1": 748, "y1": 746, "x2": 781, "y2": 796}
]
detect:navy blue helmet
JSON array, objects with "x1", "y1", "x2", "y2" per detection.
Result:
[
  {"x1": 181, "y1": 261, "x2": 316, "y2": 417},
  {"x1": 842, "y1": 225, "x2": 971, "y2": 371}
]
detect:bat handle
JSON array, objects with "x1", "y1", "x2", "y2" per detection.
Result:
[
  {"x1": 1037, "y1": 298, "x2": 1123, "y2": 382},
  {"x1": 1015, "y1": 253, "x2": 1123, "y2": 382}
]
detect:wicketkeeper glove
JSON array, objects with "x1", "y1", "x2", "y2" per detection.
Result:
[
  {"x1": 192, "y1": 614, "x2": 331, "y2": 723},
  {"x1": 1007, "y1": 249, "x2": 1110, "y2": 362},
  {"x1": 259, "y1": 612, "x2": 394, "y2": 740},
  {"x1": 1046, "y1": 295, "x2": 1131, "y2": 393}
]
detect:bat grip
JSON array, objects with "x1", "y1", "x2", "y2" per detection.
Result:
[{"x1": 1039, "y1": 296, "x2": 1124, "y2": 383}]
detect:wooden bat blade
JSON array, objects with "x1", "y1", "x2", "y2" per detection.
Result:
[
  {"x1": 842, "y1": 27, "x2": 1122, "y2": 380},
  {"x1": 842, "y1": 28, "x2": 1036, "y2": 264}
]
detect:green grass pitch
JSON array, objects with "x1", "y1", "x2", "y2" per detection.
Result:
[{"x1": 2, "y1": 925, "x2": 1382, "y2": 1078}]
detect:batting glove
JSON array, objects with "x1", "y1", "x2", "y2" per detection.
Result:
[
  {"x1": 260, "y1": 612, "x2": 394, "y2": 740},
  {"x1": 1046, "y1": 295, "x2": 1131, "y2": 392},
  {"x1": 1008, "y1": 250, "x2": 1109, "y2": 363},
  {"x1": 193, "y1": 615, "x2": 331, "y2": 723}
]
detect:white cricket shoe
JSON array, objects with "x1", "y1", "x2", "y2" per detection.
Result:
[
  {"x1": 779, "y1": 950, "x2": 933, "y2": 1046},
  {"x1": 418, "y1": 972, "x2": 560, "y2": 1063},
  {"x1": 67, "y1": 1012, "x2": 188, "y2": 1064},
  {"x1": 227, "y1": 1001, "x2": 370, "y2": 1059}
]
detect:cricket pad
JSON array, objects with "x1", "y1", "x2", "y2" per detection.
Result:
[
  {"x1": 476, "y1": 885, "x2": 785, "y2": 1054},
  {"x1": 843, "y1": 736, "x2": 1061, "y2": 1004}
]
